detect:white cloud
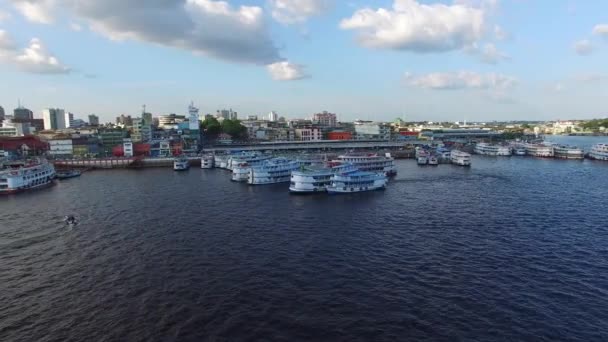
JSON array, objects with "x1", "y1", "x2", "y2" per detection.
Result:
[
  {"x1": 340, "y1": 0, "x2": 486, "y2": 52},
  {"x1": 404, "y1": 71, "x2": 516, "y2": 90},
  {"x1": 70, "y1": 22, "x2": 82, "y2": 31},
  {"x1": 267, "y1": 61, "x2": 308, "y2": 81},
  {"x1": 573, "y1": 39, "x2": 593, "y2": 56},
  {"x1": 0, "y1": 9, "x2": 12, "y2": 22},
  {"x1": 10, "y1": 0, "x2": 283, "y2": 66},
  {"x1": 466, "y1": 43, "x2": 509, "y2": 64},
  {"x1": 0, "y1": 30, "x2": 70, "y2": 74},
  {"x1": 592, "y1": 24, "x2": 608, "y2": 38},
  {"x1": 12, "y1": 0, "x2": 55, "y2": 24},
  {"x1": 493, "y1": 25, "x2": 510, "y2": 41},
  {"x1": 270, "y1": 0, "x2": 332, "y2": 24}
]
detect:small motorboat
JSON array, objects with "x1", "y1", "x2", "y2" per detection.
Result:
[
  {"x1": 428, "y1": 156, "x2": 439, "y2": 165},
  {"x1": 56, "y1": 170, "x2": 82, "y2": 180},
  {"x1": 64, "y1": 215, "x2": 78, "y2": 225}
]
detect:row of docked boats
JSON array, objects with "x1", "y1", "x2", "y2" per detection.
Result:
[
  {"x1": 416, "y1": 147, "x2": 471, "y2": 166},
  {"x1": 474, "y1": 142, "x2": 608, "y2": 160},
  {"x1": 201, "y1": 152, "x2": 396, "y2": 194}
]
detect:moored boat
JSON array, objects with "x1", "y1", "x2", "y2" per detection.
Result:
[
  {"x1": 173, "y1": 157, "x2": 190, "y2": 171},
  {"x1": 56, "y1": 169, "x2": 82, "y2": 179},
  {"x1": 248, "y1": 157, "x2": 301, "y2": 185},
  {"x1": 450, "y1": 150, "x2": 472, "y2": 166},
  {"x1": 553, "y1": 145, "x2": 584, "y2": 159},
  {"x1": 201, "y1": 155, "x2": 214, "y2": 169},
  {"x1": 525, "y1": 143, "x2": 554, "y2": 157},
  {"x1": 474, "y1": 143, "x2": 512, "y2": 156},
  {"x1": 428, "y1": 156, "x2": 439, "y2": 165},
  {"x1": 335, "y1": 153, "x2": 396, "y2": 176},
  {"x1": 588, "y1": 143, "x2": 608, "y2": 161},
  {"x1": 289, "y1": 163, "x2": 357, "y2": 193},
  {"x1": 0, "y1": 159, "x2": 56, "y2": 195},
  {"x1": 326, "y1": 171, "x2": 388, "y2": 194}
]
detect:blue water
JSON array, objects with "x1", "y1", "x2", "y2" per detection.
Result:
[
  {"x1": 1, "y1": 146, "x2": 608, "y2": 341},
  {"x1": 544, "y1": 135, "x2": 607, "y2": 151}
]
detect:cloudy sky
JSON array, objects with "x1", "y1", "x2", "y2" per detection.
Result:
[{"x1": 0, "y1": 0, "x2": 607, "y2": 122}]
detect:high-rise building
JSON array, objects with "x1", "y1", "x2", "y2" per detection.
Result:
[
  {"x1": 88, "y1": 114, "x2": 100, "y2": 126},
  {"x1": 0, "y1": 106, "x2": 5, "y2": 122},
  {"x1": 64, "y1": 112, "x2": 75, "y2": 128},
  {"x1": 268, "y1": 111, "x2": 278, "y2": 122},
  {"x1": 131, "y1": 118, "x2": 152, "y2": 143},
  {"x1": 188, "y1": 102, "x2": 199, "y2": 130},
  {"x1": 312, "y1": 111, "x2": 337, "y2": 127},
  {"x1": 14, "y1": 106, "x2": 34, "y2": 120},
  {"x1": 42, "y1": 108, "x2": 66, "y2": 130},
  {"x1": 116, "y1": 114, "x2": 133, "y2": 127},
  {"x1": 216, "y1": 109, "x2": 237, "y2": 120},
  {"x1": 142, "y1": 112, "x2": 153, "y2": 126}
]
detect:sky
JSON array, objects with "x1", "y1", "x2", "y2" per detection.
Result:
[{"x1": 0, "y1": 0, "x2": 607, "y2": 123}]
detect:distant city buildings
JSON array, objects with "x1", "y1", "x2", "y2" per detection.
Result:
[
  {"x1": 268, "y1": 111, "x2": 278, "y2": 122},
  {"x1": 312, "y1": 111, "x2": 337, "y2": 127},
  {"x1": 43, "y1": 108, "x2": 66, "y2": 130},
  {"x1": 14, "y1": 106, "x2": 34, "y2": 120},
  {"x1": 65, "y1": 112, "x2": 75, "y2": 128},
  {"x1": 88, "y1": 114, "x2": 100, "y2": 126},
  {"x1": 158, "y1": 114, "x2": 186, "y2": 130},
  {"x1": 216, "y1": 109, "x2": 237, "y2": 120},
  {"x1": 116, "y1": 114, "x2": 133, "y2": 127},
  {"x1": 0, "y1": 106, "x2": 5, "y2": 123},
  {"x1": 354, "y1": 121, "x2": 391, "y2": 140}
]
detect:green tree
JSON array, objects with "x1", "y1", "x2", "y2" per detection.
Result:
[
  {"x1": 201, "y1": 117, "x2": 221, "y2": 137},
  {"x1": 221, "y1": 119, "x2": 248, "y2": 140}
]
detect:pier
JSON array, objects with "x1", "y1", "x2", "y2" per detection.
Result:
[{"x1": 202, "y1": 140, "x2": 426, "y2": 153}]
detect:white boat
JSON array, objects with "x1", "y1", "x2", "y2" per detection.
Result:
[
  {"x1": 289, "y1": 163, "x2": 358, "y2": 193},
  {"x1": 428, "y1": 156, "x2": 439, "y2": 165},
  {"x1": 173, "y1": 158, "x2": 190, "y2": 171},
  {"x1": 417, "y1": 156, "x2": 428, "y2": 165},
  {"x1": 474, "y1": 143, "x2": 512, "y2": 156},
  {"x1": 248, "y1": 158, "x2": 301, "y2": 185},
  {"x1": 230, "y1": 153, "x2": 275, "y2": 181},
  {"x1": 450, "y1": 150, "x2": 472, "y2": 166},
  {"x1": 335, "y1": 153, "x2": 397, "y2": 176},
  {"x1": 589, "y1": 143, "x2": 608, "y2": 161},
  {"x1": 0, "y1": 159, "x2": 56, "y2": 195},
  {"x1": 525, "y1": 144, "x2": 554, "y2": 157},
  {"x1": 201, "y1": 155, "x2": 215, "y2": 169},
  {"x1": 436, "y1": 147, "x2": 452, "y2": 160},
  {"x1": 553, "y1": 145, "x2": 584, "y2": 160},
  {"x1": 326, "y1": 171, "x2": 388, "y2": 194},
  {"x1": 214, "y1": 154, "x2": 230, "y2": 169}
]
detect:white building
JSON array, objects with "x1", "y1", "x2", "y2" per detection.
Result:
[
  {"x1": 268, "y1": 111, "x2": 278, "y2": 122},
  {"x1": 312, "y1": 111, "x2": 337, "y2": 127},
  {"x1": 295, "y1": 128, "x2": 322, "y2": 141},
  {"x1": 48, "y1": 139, "x2": 73, "y2": 156},
  {"x1": 123, "y1": 139, "x2": 134, "y2": 157},
  {"x1": 65, "y1": 112, "x2": 75, "y2": 128},
  {"x1": 188, "y1": 102, "x2": 199, "y2": 130},
  {"x1": 43, "y1": 108, "x2": 66, "y2": 130},
  {"x1": 354, "y1": 121, "x2": 391, "y2": 140},
  {"x1": 0, "y1": 119, "x2": 33, "y2": 136}
]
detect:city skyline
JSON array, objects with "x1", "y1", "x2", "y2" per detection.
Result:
[{"x1": 0, "y1": 0, "x2": 607, "y2": 122}]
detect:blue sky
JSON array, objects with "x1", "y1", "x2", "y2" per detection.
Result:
[{"x1": 0, "y1": 0, "x2": 607, "y2": 123}]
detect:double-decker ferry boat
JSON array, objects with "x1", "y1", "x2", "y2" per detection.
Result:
[
  {"x1": 214, "y1": 154, "x2": 230, "y2": 169},
  {"x1": 450, "y1": 150, "x2": 472, "y2": 166},
  {"x1": 524, "y1": 144, "x2": 554, "y2": 157},
  {"x1": 173, "y1": 158, "x2": 190, "y2": 171},
  {"x1": 231, "y1": 153, "x2": 275, "y2": 181},
  {"x1": 474, "y1": 143, "x2": 512, "y2": 156},
  {"x1": 326, "y1": 171, "x2": 388, "y2": 194},
  {"x1": 248, "y1": 158, "x2": 301, "y2": 185},
  {"x1": 201, "y1": 155, "x2": 214, "y2": 169},
  {"x1": 0, "y1": 159, "x2": 56, "y2": 195},
  {"x1": 416, "y1": 149, "x2": 429, "y2": 165},
  {"x1": 553, "y1": 145, "x2": 584, "y2": 159},
  {"x1": 335, "y1": 153, "x2": 397, "y2": 176},
  {"x1": 436, "y1": 147, "x2": 452, "y2": 160},
  {"x1": 589, "y1": 143, "x2": 608, "y2": 161},
  {"x1": 289, "y1": 163, "x2": 358, "y2": 193}
]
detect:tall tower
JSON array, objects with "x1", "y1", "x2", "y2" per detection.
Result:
[{"x1": 188, "y1": 101, "x2": 199, "y2": 130}]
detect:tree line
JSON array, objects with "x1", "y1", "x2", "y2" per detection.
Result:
[{"x1": 200, "y1": 117, "x2": 248, "y2": 140}]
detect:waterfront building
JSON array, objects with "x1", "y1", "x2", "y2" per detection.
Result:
[
  {"x1": 48, "y1": 138, "x2": 73, "y2": 157},
  {"x1": 131, "y1": 118, "x2": 152, "y2": 143},
  {"x1": 354, "y1": 121, "x2": 391, "y2": 140},
  {"x1": 13, "y1": 106, "x2": 33, "y2": 120},
  {"x1": 158, "y1": 114, "x2": 186, "y2": 130},
  {"x1": 88, "y1": 114, "x2": 100, "y2": 126},
  {"x1": 72, "y1": 136, "x2": 100, "y2": 157},
  {"x1": 123, "y1": 139, "x2": 134, "y2": 157},
  {"x1": 294, "y1": 127, "x2": 322, "y2": 141},
  {"x1": 327, "y1": 131, "x2": 353, "y2": 140},
  {"x1": 0, "y1": 118, "x2": 34, "y2": 136},
  {"x1": 0, "y1": 136, "x2": 48, "y2": 156},
  {"x1": 312, "y1": 111, "x2": 337, "y2": 127},
  {"x1": 98, "y1": 128, "x2": 127, "y2": 156},
  {"x1": 43, "y1": 108, "x2": 66, "y2": 130}
]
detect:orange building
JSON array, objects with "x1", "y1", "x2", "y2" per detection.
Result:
[{"x1": 327, "y1": 131, "x2": 352, "y2": 140}]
